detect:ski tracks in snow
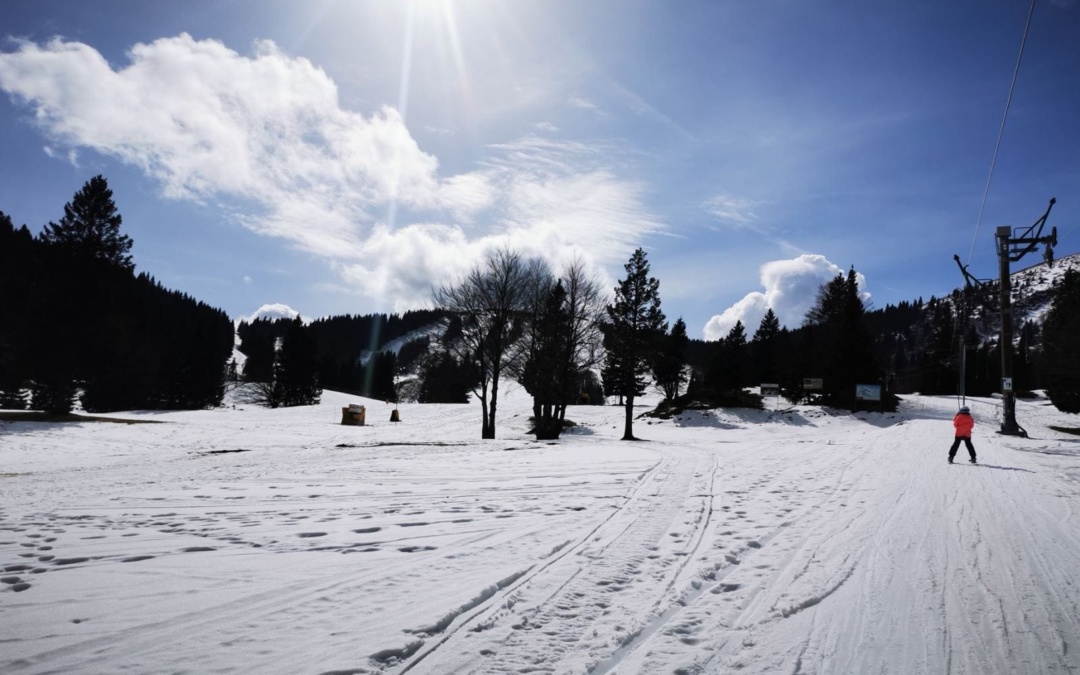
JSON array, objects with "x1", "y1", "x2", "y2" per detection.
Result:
[
  {"x1": 400, "y1": 429, "x2": 878, "y2": 675},
  {"x1": 5, "y1": 393, "x2": 1080, "y2": 674},
  {"x1": 397, "y1": 445, "x2": 708, "y2": 673}
]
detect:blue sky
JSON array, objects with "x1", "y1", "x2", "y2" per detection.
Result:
[{"x1": 1, "y1": 0, "x2": 1077, "y2": 338}]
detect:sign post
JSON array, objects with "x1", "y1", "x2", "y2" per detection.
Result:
[{"x1": 855, "y1": 384, "x2": 882, "y2": 412}]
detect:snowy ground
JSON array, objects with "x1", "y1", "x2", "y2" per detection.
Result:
[{"x1": 2, "y1": 386, "x2": 1080, "y2": 675}]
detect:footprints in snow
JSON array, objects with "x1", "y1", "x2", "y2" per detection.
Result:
[{"x1": 1, "y1": 495, "x2": 539, "y2": 590}]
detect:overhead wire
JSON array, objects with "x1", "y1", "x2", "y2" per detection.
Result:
[{"x1": 966, "y1": 0, "x2": 1039, "y2": 265}]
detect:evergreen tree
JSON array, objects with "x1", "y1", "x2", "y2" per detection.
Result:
[
  {"x1": 578, "y1": 370, "x2": 605, "y2": 405},
  {"x1": 23, "y1": 234, "x2": 79, "y2": 413},
  {"x1": 396, "y1": 336, "x2": 431, "y2": 374},
  {"x1": 771, "y1": 325, "x2": 805, "y2": 399},
  {"x1": 602, "y1": 248, "x2": 665, "y2": 440},
  {"x1": 653, "y1": 317, "x2": 689, "y2": 402},
  {"x1": 39, "y1": 175, "x2": 134, "y2": 270},
  {"x1": 1014, "y1": 320, "x2": 1038, "y2": 394},
  {"x1": 238, "y1": 321, "x2": 279, "y2": 383},
  {"x1": 274, "y1": 317, "x2": 322, "y2": 407},
  {"x1": 708, "y1": 320, "x2": 749, "y2": 393},
  {"x1": 364, "y1": 350, "x2": 398, "y2": 402},
  {"x1": 0, "y1": 213, "x2": 32, "y2": 408},
  {"x1": 1043, "y1": 269, "x2": 1080, "y2": 413},
  {"x1": 2, "y1": 183, "x2": 232, "y2": 413},
  {"x1": 916, "y1": 298, "x2": 956, "y2": 395},
  {"x1": 751, "y1": 308, "x2": 781, "y2": 385},
  {"x1": 30, "y1": 377, "x2": 76, "y2": 414},
  {"x1": 803, "y1": 267, "x2": 878, "y2": 408},
  {"x1": 522, "y1": 280, "x2": 574, "y2": 439},
  {"x1": 418, "y1": 352, "x2": 474, "y2": 403},
  {"x1": 753, "y1": 308, "x2": 780, "y2": 342},
  {"x1": 526, "y1": 257, "x2": 605, "y2": 436}
]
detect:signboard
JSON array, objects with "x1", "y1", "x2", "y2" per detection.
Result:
[
  {"x1": 761, "y1": 383, "x2": 780, "y2": 396},
  {"x1": 1002, "y1": 377, "x2": 1013, "y2": 392},
  {"x1": 855, "y1": 384, "x2": 881, "y2": 401},
  {"x1": 803, "y1": 378, "x2": 823, "y2": 390}
]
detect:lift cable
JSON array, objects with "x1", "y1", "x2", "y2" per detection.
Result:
[{"x1": 966, "y1": 0, "x2": 1038, "y2": 265}]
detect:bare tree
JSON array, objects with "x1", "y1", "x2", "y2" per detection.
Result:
[
  {"x1": 520, "y1": 256, "x2": 606, "y2": 440},
  {"x1": 434, "y1": 248, "x2": 539, "y2": 439},
  {"x1": 559, "y1": 257, "x2": 606, "y2": 415}
]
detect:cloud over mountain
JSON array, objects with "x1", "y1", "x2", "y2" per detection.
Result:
[{"x1": 703, "y1": 254, "x2": 868, "y2": 341}]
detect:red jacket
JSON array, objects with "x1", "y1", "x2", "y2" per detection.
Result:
[{"x1": 953, "y1": 412, "x2": 974, "y2": 437}]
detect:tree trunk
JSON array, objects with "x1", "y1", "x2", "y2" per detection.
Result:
[
  {"x1": 486, "y1": 371, "x2": 500, "y2": 439},
  {"x1": 479, "y1": 382, "x2": 492, "y2": 439},
  {"x1": 534, "y1": 403, "x2": 562, "y2": 440},
  {"x1": 622, "y1": 394, "x2": 636, "y2": 440}
]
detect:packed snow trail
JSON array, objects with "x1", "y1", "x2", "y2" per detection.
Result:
[
  {"x1": 604, "y1": 405, "x2": 1080, "y2": 675},
  {"x1": 2, "y1": 390, "x2": 1079, "y2": 674}
]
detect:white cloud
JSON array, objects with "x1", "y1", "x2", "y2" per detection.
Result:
[
  {"x1": 0, "y1": 34, "x2": 437, "y2": 230},
  {"x1": 0, "y1": 35, "x2": 656, "y2": 307},
  {"x1": 242, "y1": 303, "x2": 300, "y2": 323},
  {"x1": 335, "y1": 222, "x2": 480, "y2": 312},
  {"x1": 242, "y1": 275, "x2": 252, "y2": 285},
  {"x1": 703, "y1": 254, "x2": 869, "y2": 341}
]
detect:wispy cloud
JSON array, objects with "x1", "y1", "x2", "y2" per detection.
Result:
[
  {"x1": 568, "y1": 96, "x2": 604, "y2": 115},
  {"x1": 704, "y1": 194, "x2": 759, "y2": 224},
  {"x1": 339, "y1": 137, "x2": 662, "y2": 310},
  {"x1": 0, "y1": 34, "x2": 659, "y2": 309}
]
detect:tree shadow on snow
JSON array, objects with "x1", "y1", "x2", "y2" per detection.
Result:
[
  {"x1": 969, "y1": 463, "x2": 1035, "y2": 473},
  {"x1": 665, "y1": 411, "x2": 742, "y2": 430}
]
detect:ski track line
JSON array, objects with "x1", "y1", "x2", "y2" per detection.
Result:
[
  {"x1": 620, "y1": 429, "x2": 907, "y2": 674},
  {"x1": 585, "y1": 451, "x2": 722, "y2": 674},
  {"x1": 594, "y1": 439, "x2": 869, "y2": 674},
  {"x1": 583, "y1": 442, "x2": 842, "y2": 673},
  {"x1": 709, "y1": 452, "x2": 868, "y2": 665},
  {"x1": 976, "y1": 442, "x2": 1080, "y2": 673},
  {"x1": 1, "y1": 494, "x2": 551, "y2": 673},
  {"x1": 933, "y1": 429, "x2": 1080, "y2": 675},
  {"x1": 2, "y1": 551, "x2": 433, "y2": 673},
  {"x1": 389, "y1": 451, "x2": 671, "y2": 674},
  {"x1": 397, "y1": 445, "x2": 706, "y2": 674}
]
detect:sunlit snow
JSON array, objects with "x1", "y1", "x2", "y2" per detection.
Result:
[{"x1": 3, "y1": 386, "x2": 1079, "y2": 674}]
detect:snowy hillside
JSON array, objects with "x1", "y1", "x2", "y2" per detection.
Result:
[
  {"x1": 962, "y1": 250, "x2": 1080, "y2": 341},
  {"x1": 1005, "y1": 251, "x2": 1080, "y2": 326},
  {"x1": 3, "y1": 389, "x2": 1079, "y2": 674}
]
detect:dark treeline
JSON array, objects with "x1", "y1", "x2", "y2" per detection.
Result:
[
  {"x1": 7, "y1": 175, "x2": 1076, "y2": 419},
  {"x1": 680, "y1": 267, "x2": 1077, "y2": 410},
  {"x1": 234, "y1": 309, "x2": 443, "y2": 402},
  {"x1": 869, "y1": 290, "x2": 1044, "y2": 399},
  {"x1": 680, "y1": 268, "x2": 886, "y2": 410},
  {"x1": 0, "y1": 177, "x2": 233, "y2": 413}
]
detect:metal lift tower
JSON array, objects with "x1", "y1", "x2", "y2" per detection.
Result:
[{"x1": 995, "y1": 198, "x2": 1057, "y2": 436}]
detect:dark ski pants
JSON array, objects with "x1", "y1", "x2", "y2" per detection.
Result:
[{"x1": 949, "y1": 436, "x2": 976, "y2": 462}]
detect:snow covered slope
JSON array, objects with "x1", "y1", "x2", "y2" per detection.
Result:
[
  {"x1": 2, "y1": 390, "x2": 1079, "y2": 674},
  {"x1": 962, "y1": 250, "x2": 1080, "y2": 341}
]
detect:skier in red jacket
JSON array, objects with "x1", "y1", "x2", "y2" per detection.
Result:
[{"x1": 949, "y1": 406, "x2": 977, "y2": 464}]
